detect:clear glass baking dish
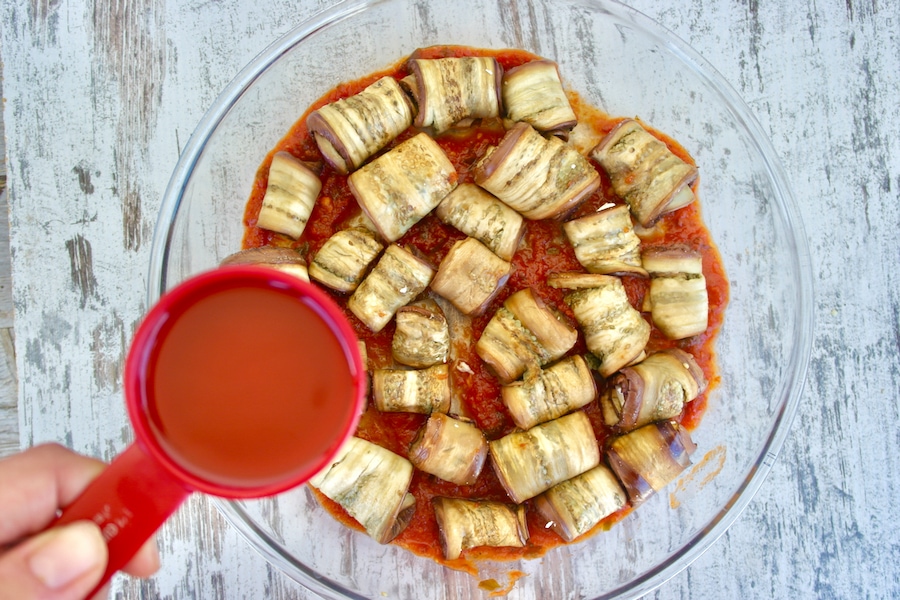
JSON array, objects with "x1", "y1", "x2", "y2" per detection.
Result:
[{"x1": 150, "y1": 0, "x2": 814, "y2": 597}]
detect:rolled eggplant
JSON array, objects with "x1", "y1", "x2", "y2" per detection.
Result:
[
  {"x1": 606, "y1": 420, "x2": 697, "y2": 506},
  {"x1": 432, "y1": 497, "x2": 528, "y2": 561},
  {"x1": 502, "y1": 59, "x2": 577, "y2": 138},
  {"x1": 430, "y1": 237, "x2": 511, "y2": 315},
  {"x1": 349, "y1": 132, "x2": 458, "y2": 242},
  {"x1": 308, "y1": 227, "x2": 384, "y2": 293},
  {"x1": 641, "y1": 247, "x2": 709, "y2": 339},
  {"x1": 405, "y1": 56, "x2": 502, "y2": 134},
  {"x1": 474, "y1": 122, "x2": 600, "y2": 220},
  {"x1": 591, "y1": 119, "x2": 698, "y2": 227},
  {"x1": 408, "y1": 413, "x2": 488, "y2": 485},
  {"x1": 560, "y1": 274, "x2": 650, "y2": 377},
  {"x1": 533, "y1": 464, "x2": 627, "y2": 542},
  {"x1": 372, "y1": 363, "x2": 451, "y2": 414},
  {"x1": 562, "y1": 204, "x2": 648, "y2": 276},
  {"x1": 255, "y1": 151, "x2": 322, "y2": 239},
  {"x1": 309, "y1": 436, "x2": 415, "y2": 544},
  {"x1": 392, "y1": 299, "x2": 450, "y2": 368},
  {"x1": 476, "y1": 288, "x2": 578, "y2": 383},
  {"x1": 501, "y1": 355, "x2": 596, "y2": 430},
  {"x1": 490, "y1": 411, "x2": 600, "y2": 504},
  {"x1": 348, "y1": 244, "x2": 434, "y2": 333},
  {"x1": 307, "y1": 76, "x2": 414, "y2": 174},
  {"x1": 600, "y1": 349, "x2": 707, "y2": 431},
  {"x1": 435, "y1": 183, "x2": 524, "y2": 261},
  {"x1": 220, "y1": 246, "x2": 309, "y2": 282}
]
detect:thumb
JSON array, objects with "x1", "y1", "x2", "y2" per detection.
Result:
[{"x1": 0, "y1": 521, "x2": 109, "y2": 600}]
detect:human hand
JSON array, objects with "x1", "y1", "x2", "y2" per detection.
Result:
[{"x1": 0, "y1": 443, "x2": 161, "y2": 600}]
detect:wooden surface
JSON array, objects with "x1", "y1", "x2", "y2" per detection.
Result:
[{"x1": 1, "y1": 1, "x2": 898, "y2": 598}]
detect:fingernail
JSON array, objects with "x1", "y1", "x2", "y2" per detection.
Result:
[{"x1": 28, "y1": 521, "x2": 107, "y2": 589}]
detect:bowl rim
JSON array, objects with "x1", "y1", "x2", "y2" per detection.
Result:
[{"x1": 149, "y1": 0, "x2": 815, "y2": 598}]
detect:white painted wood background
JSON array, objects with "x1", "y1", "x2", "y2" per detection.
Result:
[{"x1": 1, "y1": 0, "x2": 898, "y2": 598}]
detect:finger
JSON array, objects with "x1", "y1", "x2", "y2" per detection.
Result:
[
  {"x1": 0, "y1": 443, "x2": 105, "y2": 544},
  {"x1": 122, "y1": 537, "x2": 160, "y2": 579},
  {"x1": 0, "y1": 520, "x2": 108, "y2": 600}
]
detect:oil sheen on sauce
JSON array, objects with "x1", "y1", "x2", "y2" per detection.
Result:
[{"x1": 146, "y1": 285, "x2": 356, "y2": 489}]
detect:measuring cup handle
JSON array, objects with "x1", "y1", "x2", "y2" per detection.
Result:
[{"x1": 53, "y1": 442, "x2": 191, "y2": 596}]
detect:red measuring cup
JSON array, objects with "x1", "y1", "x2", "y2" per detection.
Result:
[{"x1": 52, "y1": 265, "x2": 365, "y2": 596}]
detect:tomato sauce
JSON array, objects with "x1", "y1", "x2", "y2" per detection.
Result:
[
  {"x1": 241, "y1": 47, "x2": 729, "y2": 567},
  {"x1": 147, "y1": 286, "x2": 357, "y2": 488}
]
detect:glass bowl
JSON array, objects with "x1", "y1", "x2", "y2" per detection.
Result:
[{"x1": 150, "y1": 0, "x2": 814, "y2": 597}]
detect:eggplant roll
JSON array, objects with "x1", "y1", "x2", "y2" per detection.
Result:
[
  {"x1": 600, "y1": 349, "x2": 707, "y2": 431},
  {"x1": 561, "y1": 274, "x2": 650, "y2": 377},
  {"x1": 408, "y1": 413, "x2": 488, "y2": 485},
  {"x1": 406, "y1": 56, "x2": 502, "y2": 134},
  {"x1": 563, "y1": 204, "x2": 648, "y2": 276},
  {"x1": 255, "y1": 151, "x2": 322, "y2": 239},
  {"x1": 534, "y1": 464, "x2": 626, "y2": 542},
  {"x1": 349, "y1": 132, "x2": 458, "y2": 242},
  {"x1": 642, "y1": 247, "x2": 709, "y2": 340},
  {"x1": 501, "y1": 355, "x2": 596, "y2": 430},
  {"x1": 308, "y1": 437, "x2": 415, "y2": 544},
  {"x1": 307, "y1": 76, "x2": 414, "y2": 174},
  {"x1": 348, "y1": 244, "x2": 434, "y2": 333},
  {"x1": 432, "y1": 497, "x2": 528, "y2": 561},
  {"x1": 502, "y1": 59, "x2": 577, "y2": 138},
  {"x1": 220, "y1": 246, "x2": 309, "y2": 282},
  {"x1": 309, "y1": 227, "x2": 384, "y2": 293},
  {"x1": 435, "y1": 183, "x2": 525, "y2": 261},
  {"x1": 606, "y1": 420, "x2": 697, "y2": 506},
  {"x1": 372, "y1": 363, "x2": 451, "y2": 414},
  {"x1": 591, "y1": 119, "x2": 698, "y2": 227},
  {"x1": 476, "y1": 288, "x2": 578, "y2": 383},
  {"x1": 490, "y1": 411, "x2": 600, "y2": 504},
  {"x1": 430, "y1": 237, "x2": 511, "y2": 315},
  {"x1": 474, "y1": 122, "x2": 600, "y2": 220},
  {"x1": 392, "y1": 299, "x2": 450, "y2": 368}
]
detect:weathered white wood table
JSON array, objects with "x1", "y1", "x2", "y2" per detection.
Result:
[{"x1": 1, "y1": 1, "x2": 898, "y2": 598}]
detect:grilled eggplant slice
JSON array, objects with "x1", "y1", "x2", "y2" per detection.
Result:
[
  {"x1": 309, "y1": 437, "x2": 415, "y2": 544},
  {"x1": 606, "y1": 420, "x2": 697, "y2": 506},
  {"x1": 502, "y1": 59, "x2": 577, "y2": 138},
  {"x1": 474, "y1": 122, "x2": 599, "y2": 220},
  {"x1": 308, "y1": 76, "x2": 414, "y2": 174},
  {"x1": 560, "y1": 274, "x2": 650, "y2": 377},
  {"x1": 476, "y1": 288, "x2": 578, "y2": 383},
  {"x1": 349, "y1": 132, "x2": 457, "y2": 242},
  {"x1": 435, "y1": 183, "x2": 524, "y2": 261},
  {"x1": 501, "y1": 355, "x2": 596, "y2": 430},
  {"x1": 601, "y1": 349, "x2": 707, "y2": 431},
  {"x1": 408, "y1": 413, "x2": 488, "y2": 485},
  {"x1": 432, "y1": 497, "x2": 528, "y2": 561},
  {"x1": 534, "y1": 464, "x2": 627, "y2": 542},
  {"x1": 642, "y1": 247, "x2": 709, "y2": 339},
  {"x1": 490, "y1": 411, "x2": 600, "y2": 504},
  {"x1": 405, "y1": 56, "x2": 502, "y2": 134},
  {"x1": 392, "y1": 299, "x2": 450, "y2": 368},
  {"x1": 563, "y1": 204, "x2": 647, "y2": 276},
  {"x1": 591, "y1": 119, "x2": 698, "y2": 227},
  {"x1": 255, "y1": 151, "x2": 322, "y2": 239},
  {"x1": 430, "y1": 237, "x2": 511, "y2": 315},
  {"x1": 220, "y1": 246, "x2": 310, "y2": 282},
  {"x1": 348, "y1": 244, "x2": 434, "y2": 333},
  {"x1": 309, "y1": 227, "x2": 384, "y2": 293},
  {"x1": 372, "y1": 363, "x2": 451, "y2": 414}
]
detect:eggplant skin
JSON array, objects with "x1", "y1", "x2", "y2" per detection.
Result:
[
  {"x1": 606, "y1": 420, "x2": 697, "y2": 506},
  {"x1": 489, "y1": 411, "x2": 600, "y2": 504},
  {"x1": 432, "y1": 497, "x2": 528, "y2": 560},
  {"x1": 408, "y1": 413, "x2": 488, "y2": 486}
]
